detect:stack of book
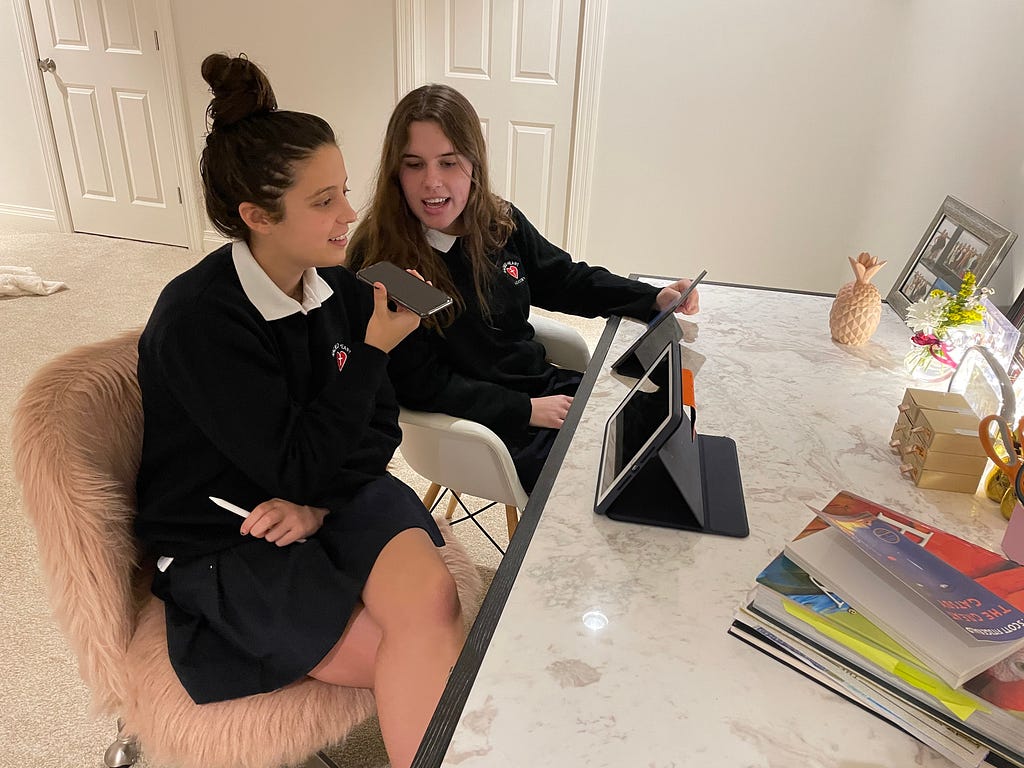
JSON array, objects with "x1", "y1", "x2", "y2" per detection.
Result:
[{"x1": 732, "y1": 490, "x2": 1024, "y2": 768}]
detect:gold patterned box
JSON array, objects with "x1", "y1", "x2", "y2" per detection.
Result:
[
  {"x1": 891, "y1": 387, "x2": 983, "y2": 493},
  {"x1": 900, "y1": 444, "x2": 988, "y2": 477},
  {"x1": 898, "y1": 388, "x2": 975, "y2": 424},
  {"x1": 907, "y1": 408, "x2": 984, "y2": 456}
]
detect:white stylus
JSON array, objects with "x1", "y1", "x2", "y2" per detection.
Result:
[
  {"x1": 209, "y1": 495, "x2": 308, "y2": 543},
  {"x1": 209, "y1": 495, "x2": 251, "y2": 519}
]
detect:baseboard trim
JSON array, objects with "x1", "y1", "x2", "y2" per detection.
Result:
[
  {"x1": 202, "y1": 230, "x2": 230, "y2": 253},
  {"x1": 0, "y1": 205, "x2": 59, "y2": 232}
]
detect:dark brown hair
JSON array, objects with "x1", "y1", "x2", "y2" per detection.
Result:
[
  {"x1": 199, "y1": 53, "x2": 336, "y2": 240},
  {"x1": 348, "y1": 84, "x2": 514, "y2": 324}
]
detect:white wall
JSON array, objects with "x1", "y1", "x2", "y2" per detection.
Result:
[
  {"x1": 4, "y1": 0, "x2": 1023, "y2": 303},
  {"x1": 586, "y1": 0, "x2": 1024, "y2": 301},
  {"x1": 167, "y1": 0, "x2": 397, "y2": 239},
  {"x1": 0, "y1": 0, "x2": 57, "y2": 225}
]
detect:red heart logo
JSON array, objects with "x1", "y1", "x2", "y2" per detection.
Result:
[
  {"x1": 335, "y1": 350, "x2": 347, "y2": 371},
  {"x1": 505, "y1": 265, "x2": 519, "y2": 280}
]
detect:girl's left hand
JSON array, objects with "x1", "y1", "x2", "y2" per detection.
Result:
[
  {"x1": 655, "y1": 278, "x2": 700, "y2": 315},
  {"x1": 241, "y1": 498, "x2": 328, "y2": 546}
]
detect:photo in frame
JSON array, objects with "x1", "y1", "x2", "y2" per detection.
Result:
[
  {"x1": 1004, "y1": 290, "x2": 1024, "y2": 382},
  {"x1": 886, "y1": 196, "x2": 1017, "y2": 320}
]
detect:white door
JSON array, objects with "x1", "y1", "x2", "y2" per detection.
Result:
[
  {"x1": 422, "y1": 0, "x2": 581, "y2": 248},
  {"x1": 29, "y1": 0, "x2": 186, "y2": 246}
]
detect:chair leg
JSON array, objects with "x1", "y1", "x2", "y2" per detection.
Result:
[
  {"x1": 446, "y1": 492, "x2": 461, "y2": 520},
  {"x1": 103, "y1": 719, "x2": 139, "y2": 768},
  {"x1": 302, "y1": 751, "x2": 342, "y2": 768},
  {"x1": 505, "y1": 505, "x2": 519, "y2": 540},
  {"x1": 422, "y1": 482, "x2": 442, "y2": 510}
]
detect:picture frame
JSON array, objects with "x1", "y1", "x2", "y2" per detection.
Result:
[{"x1": 886, "y1": 195, "x2": 1017, "y2": 320}]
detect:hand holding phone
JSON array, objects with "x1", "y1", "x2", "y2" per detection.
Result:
[
  {"x1": 356, "y1": 261, "x2": 453, "y2": 318},
  {"x1": 364, "y1": 281, "x2": 423, "y2": 353}
]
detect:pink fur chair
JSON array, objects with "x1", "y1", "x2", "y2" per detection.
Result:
[{"x1": 11, "y1": 330, "x2": 483, "y2": 768}]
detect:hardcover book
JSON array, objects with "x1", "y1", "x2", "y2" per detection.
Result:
[{"x1": 783, "y1": 491, "x2": 1024, "y2": 690}]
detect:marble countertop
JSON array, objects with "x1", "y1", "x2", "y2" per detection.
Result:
[{"x1": 440, "y1": 284, "x2": 1010, "y2": 768}]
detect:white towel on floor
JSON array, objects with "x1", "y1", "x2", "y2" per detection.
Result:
[{"x1": 0, "y1": 266, "x2": 67, "y2": 297}]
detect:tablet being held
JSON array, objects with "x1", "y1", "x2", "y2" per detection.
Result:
[
  {"x1": 357, "y1": 260, "x2": 453, "y2": 317},
  {"x1": 611, "y1": 269, "x2": 707, "y2": 379}
]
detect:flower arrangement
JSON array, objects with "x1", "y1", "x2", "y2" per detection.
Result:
[{"x1": 904, "y1": 271, "x2": 990, "y2": 379}]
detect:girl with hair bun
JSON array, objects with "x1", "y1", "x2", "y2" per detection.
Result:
[
  {"x1": 135, "y1": 53, "x2": 463, "y2": 768},
  {"x1": 349, "y1": 83, "x2": 700, "y2": 492}
]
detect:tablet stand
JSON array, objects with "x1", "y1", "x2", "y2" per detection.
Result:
[
  {"x1": 603, "y1": 412, "x2": 749, "y2": 538},
  {"x1": 612, "y1": 317, "x2": 682, "y2": 379}
]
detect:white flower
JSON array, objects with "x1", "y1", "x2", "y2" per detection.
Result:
[{"x1": 906, "y1": 292, "x2": 949, "y2": 334}]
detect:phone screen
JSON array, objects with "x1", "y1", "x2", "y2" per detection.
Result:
[{"x1": 356, "y1": 261, "x2": 454, "y2": 317}]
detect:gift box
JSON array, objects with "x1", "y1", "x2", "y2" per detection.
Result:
[
  {"x1": 898, "y1": 388, "x2": 975, "y2": 424},
  {"x1": 907, "y1": 408, "x2": 984, "y2": 456},
  {"x1": 890, "y1": 388, "x2": 983, "y2": 493},
  {"x1": 899, "y1": 464, "x2": 985, "y2": 493},
  {"x1": 900, "y1": 441, "x2": 988, "y2": 475}
]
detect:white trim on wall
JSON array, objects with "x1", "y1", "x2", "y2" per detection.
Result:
[
  {"x1": 203, "y1": 229, "x2": 230, "y2": 253},
  {"x1": 156, "y1": 0, "x2": 203, "y2": 252},
  {"x1": 0, "y1": 204, "x2": 59, "y2": 233},
  {"x1": 0, "y1": 203, "x2": 56, "y2": 220},
  {"x1": 564, "y1": 0, "x2": 608, "y2": 261},
  {"x1": 12, "y1": 0, "x2": 72, "y2": 234},
  {"x1": 394, "y1": 0, "x2": 426, "y2": 98}
]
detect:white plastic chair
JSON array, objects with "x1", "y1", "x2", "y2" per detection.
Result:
[{"x1": 399, "y1": 312, "x2": 592, "y2": 545}]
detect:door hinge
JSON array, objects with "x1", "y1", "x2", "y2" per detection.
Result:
[
  {"x1": 177, "y1": 187, "x2": 182, "y2": 204},
  {"x1": 154, "y1": 30, "x2": 160, "y2": 51}
]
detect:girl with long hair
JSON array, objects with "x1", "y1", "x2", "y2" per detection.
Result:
[{"x1": 349, "y1": 83, "x2": 699, "y2": 491}]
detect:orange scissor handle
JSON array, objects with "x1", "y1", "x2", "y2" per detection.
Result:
[{"x1": 979, "y1": 414, "x2": 1021, "y2": 480}]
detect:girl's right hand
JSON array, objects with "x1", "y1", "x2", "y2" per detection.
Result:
[
  {"x1": 529, "y1": 394, "x2": 573, "y2": 429},
  {"x1": 364, "y1": 282, "x2": 421, "y2": 353}
]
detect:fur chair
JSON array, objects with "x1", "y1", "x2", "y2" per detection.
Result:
[{"x1": 11, "y1": 330, "x2": 483, "y2": 768}]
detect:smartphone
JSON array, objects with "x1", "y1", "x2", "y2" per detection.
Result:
[{"x1": 356, "y1": 261, "x2": 454, "y2": 318}]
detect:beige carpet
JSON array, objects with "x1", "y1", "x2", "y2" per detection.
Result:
[{"x1": 0, "y1": 229, "x2": 604, "y2": 768}]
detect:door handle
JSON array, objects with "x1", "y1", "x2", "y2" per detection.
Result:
[{"x1": 37, "y1": 58, "x2": 56, "y2": 74}]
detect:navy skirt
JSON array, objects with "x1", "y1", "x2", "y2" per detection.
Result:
[{"x1": 151, "y1": 474, "x2": 444, "y2": 704}]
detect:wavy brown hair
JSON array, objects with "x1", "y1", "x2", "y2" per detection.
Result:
[
  {"x1": 199, "y1": 53, "x2": 335, "y2": 241},
  {"x1": 348, "y1": 84, "x2": 513, "y2": 324}
]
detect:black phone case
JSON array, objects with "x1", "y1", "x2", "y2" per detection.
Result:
[{"x1": 356, "y1": 263, "x2": 453, "y2": 317}]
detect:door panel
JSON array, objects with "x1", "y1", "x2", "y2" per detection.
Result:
[
  {"x1": 30, "y1": 0, "x2": 185, "y2": 246},
  {"x1": 423, "y1": 0, "x2": 579, "y2": 247}
]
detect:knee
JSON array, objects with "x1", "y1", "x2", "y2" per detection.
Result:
[{"x1": 410, "y1": 563, "x2": 462, "y2": 629}]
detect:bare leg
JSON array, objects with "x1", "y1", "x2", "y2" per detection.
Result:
[
  {"x1": 308, "y1": 604, "x2": 381, "y2": 689},
  {"x1": 305, "y1": 528, "x2": 465, "y2": 768},
  {"x1": 363, "y1": 528, "x2": 465, "y2": 768}
]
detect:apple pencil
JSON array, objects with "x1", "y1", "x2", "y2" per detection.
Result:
[{"x1": 210, "y1": 496, "x2": 307, "y2": 542}]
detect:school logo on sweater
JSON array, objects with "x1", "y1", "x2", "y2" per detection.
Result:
[
  {"x1": 332, "y1": 342, "x2": 352, "y2": 372},
  {"x1": 502, "y1": 260, "x2": 525, "y2": 285}
]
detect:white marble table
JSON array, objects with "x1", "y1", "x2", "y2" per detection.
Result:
[{"x1": 419, "y1": 283, "x2": 1012, "y2": 768}]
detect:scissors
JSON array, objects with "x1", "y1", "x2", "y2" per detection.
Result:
[{"x1": 979, "y1": 414, "x2": 1024, "y2": 488}]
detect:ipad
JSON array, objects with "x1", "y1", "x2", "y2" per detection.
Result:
[
  {"x1": 610, "y1": 270, "x2": 706, "y2": 378},
  {"x1": 595, "y1": 342, "x2": 682, "y2": 515},
  {"x1": 356, "y1": 261, "x2": 454, "y2": 317}
]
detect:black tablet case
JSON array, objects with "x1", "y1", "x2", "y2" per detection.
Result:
[
  {"x1": 611, "y1": 310, "x2": 683, "y2": 379},
  {"x1": 602, "y1": 396, "x2": 749, "y2": 539}
]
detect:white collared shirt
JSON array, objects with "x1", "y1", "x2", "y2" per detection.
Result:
[
  {"x1": 231, "y1": 240, "x2": 334, "y2": 321},
  {"x1": 424, "y1": 227, "x2": 458, "y2": 253}
]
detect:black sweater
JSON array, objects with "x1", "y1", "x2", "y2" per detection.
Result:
[
  {"x1": 135, "y1": 245, "x2": 399, "y2": 558},
  {"x1": 386, "y1": 206, "x2": 660, "y2": 441}
]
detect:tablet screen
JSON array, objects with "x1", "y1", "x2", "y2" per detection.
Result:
[{"x1": 597, "y1": 343, "x2": 676, "y2": 506}]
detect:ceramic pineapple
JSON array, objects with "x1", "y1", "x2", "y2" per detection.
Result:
[{"x1": 830, "y1": 252, "x2": 887, "y2": 346}]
